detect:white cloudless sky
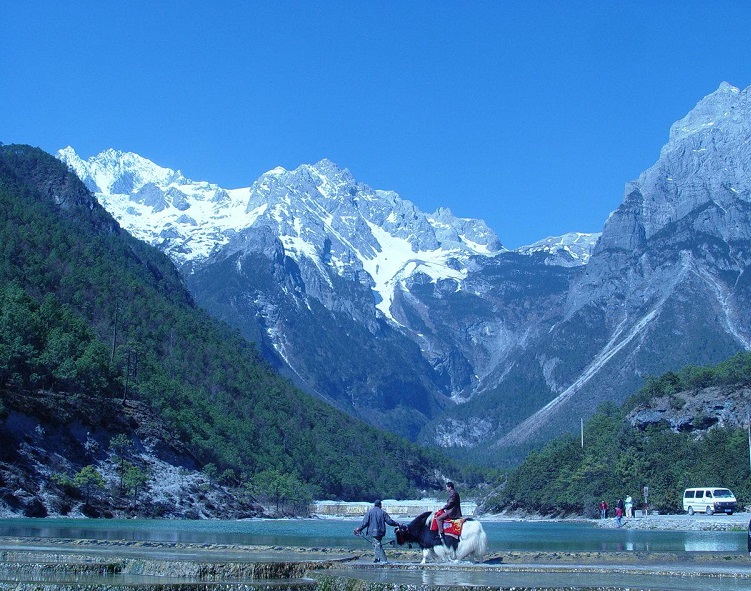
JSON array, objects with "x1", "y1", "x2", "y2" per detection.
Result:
[{"x1": 1, "y1": 1, "x2": 749, "y2": 247}]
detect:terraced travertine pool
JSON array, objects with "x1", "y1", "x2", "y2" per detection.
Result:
[{"x1": 1, "y1": 516, "x2": 750, "y2": 590}]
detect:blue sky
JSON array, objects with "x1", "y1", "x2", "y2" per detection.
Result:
[{"x1": 2, "y1": 2, "x2": 749, "y2": 248}]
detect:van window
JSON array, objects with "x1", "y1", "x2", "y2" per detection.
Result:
[
  {"x1": 696, "y1": 491, "x2": 704, "y2": 499},
  {"x1": 685, "y1": 490, "x2": 695, "y2": 499},
  {"x1": 706, "y1": 491, "x2": 713, "y2": 498},
  {"x1": 713, "y1": 489, "x2": 733, "y2": 498}
]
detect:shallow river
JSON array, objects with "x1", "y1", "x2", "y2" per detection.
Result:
[
  {"x1": 321, "y1": 567, "x2": 751, "y2": 591},
  {"x1": 0, "y1": 516, "x2": 745, "y2": 553},
  {"x1": 1, "y1": 518, "x2": 750, "y2": 591}
]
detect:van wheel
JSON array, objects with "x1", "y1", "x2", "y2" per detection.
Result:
[
  {"x1": 687, "y1": 507, "x2": 694, "y2": 515},
  {"x1": 706, "y1": 506, "x2": 713, "y2": 515},
  {"x1": 728, "y1": 511, "x2": 734, "y2": 515}
]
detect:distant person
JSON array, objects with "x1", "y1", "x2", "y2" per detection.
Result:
[
  {"x1": 600, "y1": 500, "x2": 608, "y2": 519},
  {"x1": 624, "y1": 495, "x2": 633, "y2": 518},
  {"x1": 435, "y1": 481, "x2": 462, "y2": 546},
  {"x1": 615, "y1": 499, "x2": 624, "y2": 527},
  {"x1": 353, "y1": 500, "x2": 401, "y2": 564}
]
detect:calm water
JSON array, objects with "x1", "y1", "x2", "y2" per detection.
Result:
[
  {"x1": 323, "y1": 567, "x2": 751, "y2": 591},
  {"x1": 0, "y1": 517, "x2": 745, "y2": 553}
]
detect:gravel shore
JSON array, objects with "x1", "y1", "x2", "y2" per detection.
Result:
[
  {"x1": 480, "y1": 510, "x2": 751, "y2": 532},
  {"x1": 591, "y1": 511, "x2": 751, "y2": 531}
]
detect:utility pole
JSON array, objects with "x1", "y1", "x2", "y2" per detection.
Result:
[
  {"x1": 110, "y1": 301, "x2": 120, "y2": 365},
  {"x1": 581, "y1": 418, "x2": 584, "y2": 448}
]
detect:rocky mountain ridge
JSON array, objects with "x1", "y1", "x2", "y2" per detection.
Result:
[
  {"x1": 57, "y1": 82, "x2": 751, "y2": 459},
  {"x1": 491, "y1": 82, "x2": 751, "y2": 451}
]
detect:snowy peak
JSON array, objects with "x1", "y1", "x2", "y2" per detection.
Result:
[
  {"x1": 231, "y1": 159, "x2": 508, "y2": 321},
  {"x1": 516, "y1": 232, "x2": 600, "y2": 266},
  {"x1": 429, "y1": 207, "x2": 506, "y2": 255},
  {"x1": 666, "y1": 82, "x2": 746, "y2": 145},
  {"x1": 57, "y1": 147, "x2": 246, "y2": 265},
  {"x1": 57, "y1": 148, "x2": 506, "y2": 322},
  {"x1": 59, "y1": 147, "x2": 186, "y2": 194}
]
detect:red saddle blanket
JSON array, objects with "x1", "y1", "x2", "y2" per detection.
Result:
[{"x1": 429, "y1": 511, "x2": 465, "y2": 537}]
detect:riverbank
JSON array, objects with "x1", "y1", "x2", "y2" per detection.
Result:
[
  {"x1": 472, "y1": 509, "x2": 751, "y2": 532},
  {"x1": 591, "y1": 511, "x2": 751, "y2": 531},
  {"x1": 313, "y1": 501, "x2": 751, "y2": 532}
]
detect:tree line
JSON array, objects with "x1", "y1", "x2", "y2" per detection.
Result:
[
  {"x1": 0, "y1": 144, "x2": 467, "y2": 506},
  {"x1": 489, "y1": 352, "x2": 751, "y2": 516}
]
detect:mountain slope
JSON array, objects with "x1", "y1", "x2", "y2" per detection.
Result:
[
  {"x1": 58, "y1": 150, "x2": 513, "y2": 438},
  {"x1": 0, "y1": 144, "x2": 453, "y2": 510},
  {"x1": 491, "y1": 352, "x2": 751, "y2": 516},
  {"x1": 55, "y1": 82, "x2": 751, "y2": 463},
  {"x1": 484, "y1": 82, "x2": 751, "y2": 452}
]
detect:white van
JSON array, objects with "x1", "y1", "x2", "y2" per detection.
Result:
[{"x1": 682, "y1": 487, "x2": 737, "y2": 515}]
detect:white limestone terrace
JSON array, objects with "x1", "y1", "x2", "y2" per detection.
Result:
[{"x1": 311, "y1": 498, "x2": 478, "y2": 518}]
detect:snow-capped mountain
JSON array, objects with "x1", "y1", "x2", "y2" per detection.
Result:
[
  {"x1": 57, "y1": 81, "x2": 751, "y2": 460},
  {"x1": 516, "y1": 232, "x2": 600, "y2": 266},
  {"x1": 58, "y1": 146, "x2": 265, "y2": 267},
  {"x1": 58, "y1": 147, "x2": 520, "y2": 439},
  {"x1": 59, "y1": 149, "x2": 504, "y2": 324}
]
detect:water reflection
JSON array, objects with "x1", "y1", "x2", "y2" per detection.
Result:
[
  {"x1": 420, "y1": 569, "x2": 483, "y2": 586},
  {"x1": 324, "y1": 568, "x2": 751, "y2": 591}
]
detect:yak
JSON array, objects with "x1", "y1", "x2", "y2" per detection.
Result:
[{"x1": 392, "y1": 510, "x2": 487, "y2": 564}]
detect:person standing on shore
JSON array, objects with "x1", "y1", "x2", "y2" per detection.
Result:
[
  {"x1": 615, "y1": 499, "x2": 624, "y2": 527},
  {"x1": 353, "y1": 500, "x2": 401, "y2": 564},
  {"x1": 625, "y1": 495, "x2": 633, "y2": 518},
  {"x1": 599, "y1": 500, "x2": 608, "y2": 519}
]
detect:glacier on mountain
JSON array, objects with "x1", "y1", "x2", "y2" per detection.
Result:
[
  {"x1": 516, "y1": 232, "x2": 600, "y2": 266},
  {"x1": 57, "y1": 150, "x2": 514, "y2": 324}
]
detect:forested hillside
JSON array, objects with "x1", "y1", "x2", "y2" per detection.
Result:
[
  {"x1": 0, "y1": 144, "x2": 466, "y2": 515},
  {"x1": 489, "y1": 353, "x2": 751, "y2": 516}
]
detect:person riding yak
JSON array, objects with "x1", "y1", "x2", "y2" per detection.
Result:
[
  {"x1": 392, "y1": 481, "x2": 486, "y2": 563},
  {"x1": 434, "y1": 481, "x2": 461, "y2": 547}
]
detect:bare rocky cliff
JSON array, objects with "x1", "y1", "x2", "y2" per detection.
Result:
[
  {"x1": 627, "y1": 385, "x2": 751, "y2": 434},
  {"x1": 0, "y1": 390, "x2": 264, "y2": 518}
]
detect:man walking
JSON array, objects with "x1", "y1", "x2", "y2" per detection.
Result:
[{"x1": 353, "y1": 500, "x2": 401, "y2": 564}]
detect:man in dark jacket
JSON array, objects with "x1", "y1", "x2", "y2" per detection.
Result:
[
  {"x1": 353, "y1": 500, "x2": 401, "y2": 564},
  {"x1": 435, "y1": 481, "x2": 462, "y2": 546}
]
